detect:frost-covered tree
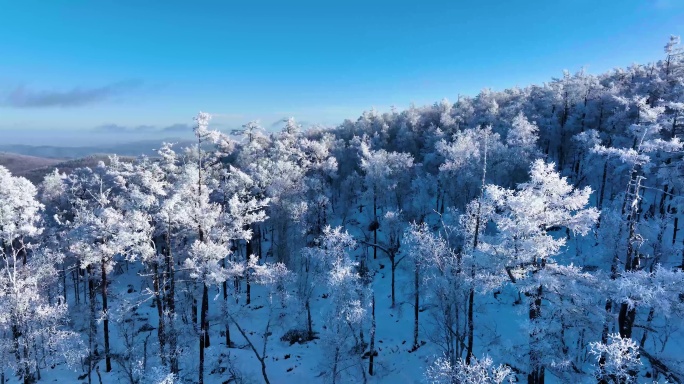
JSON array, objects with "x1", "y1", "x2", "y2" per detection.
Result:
[
  {"x1": 593, "y1": 97, "x2": 683, "y2": 346},
  {"x1": 482, "y1": 160, "x2": 599, "y2": 384},
  {"x1": 506, "y1": 112, "x2": 541, "y2": 181},
  {"x1": 172, "y1": 113, "x2": 267, "y2": 384},
  {"x1": 404, "y1": 221, "x2": 456, "y2": 351},
  {"x1": 437, "y1": 126, "x2": 506, "y2": 206},
  {"x1": 309, "y1": 226, "x2": 369, "y2": 384},
  {"x1": 226, "y1": 256, "x2": 291, "y2": 384},
  {"x1": 0, "y1": 166, "x2": 83, "y2": 383},
  {"x1": 590, "y1": 333, "x2": 641, "y2": 384},
  {"x1": 70, "y1": 190, "x2": 154, "y2": 374},
  {"x1": 425, "y1": 354, "x2": 513, "y2": 384},
  {"x1": 359, "y1": 141, "x2": 413, "y2": 259}
]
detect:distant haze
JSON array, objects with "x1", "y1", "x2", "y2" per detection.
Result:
[
  {"x1": 2, "y1": 128, "x2": 193, "y2": 147},
  {"x1": 0, "y1": 136, "x2": 197, "y2": 159}
]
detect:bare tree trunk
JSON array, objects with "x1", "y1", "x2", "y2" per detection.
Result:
[
  {"x1": 153, "y1": 260, "x2": 166, "y2": 366},
  {"x1": 22, "y1": 343, "x2": 32, "y2": 384},
  {"x1": 373, "y1": 188, "x2": 377, "y2": 260},
  {"x1": 222, "y1": 259, "x2": 232, "y2": 347},
  {"x1": 74, "y1": 268, "x2": 80, "y2": 304},
  {"x1": 618, "y1": 188, "x2": 640, "y2": 339},
  {"x1": 528, "y1": 285, "x2": 544, "y2": 384},
  {"x1": 466, "y1": 282, "x2": 474, "y2": 364},
  {"x1": 83, "y1": 267, "x2": 88, "y2": 306},
  {"x1": 673, "y1": 216, "x2": 679, "y2": 246},
  {"x1": 12, "y1": 323, "x2": 25, "y2": 382},
  {"x1": 391, "y1": 257, "x2": 396, "y2": 308},
  {"x1": 165, "y1": 231, "x2": 178, "y2": 375},
  {"x1": 466, "y1": 198, "x2": 483, "y2": 364},
  {"x1": 639, "y1": 307, "x2": 656, "y2": 348},
  {"x1": 246, "y1": 239, "x2": 252, "y2": 304},
  {"x1": 246, "y1": 272, "x2": 251, "y2": 305},
  {"x1": 62, "y1": 260, "x2": 67, "y2": 304},
  {"x1": 598, "y1": 161, "x2": 608, "y2": 211},
  {"x1": 192, "y1": 298, "x2": 198, "y2": 324},
  {"x1": 306, "y1": 299, "x2": 313, "y2": 340},
  {"x1": 88, "y1": 266, "x2": 96, "y2": 384},
  {"x1": 101, "y1": 258, "x2": 111, "y2": 372},
  {"x1": 369, "y1": 294, "x2": 376, "y2": 376},
  {"x1": 199, "y1": 283, "x2": 209, "y2": 384},
  {"x1": 413, "y1": 264, "x2": 420, "y2": 349}
]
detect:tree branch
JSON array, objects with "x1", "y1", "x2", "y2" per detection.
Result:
[{"x1": 640, "y1": 349, "x2": 682, "y2": 384}]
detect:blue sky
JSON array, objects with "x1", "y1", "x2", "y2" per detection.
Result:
[{"x1": 1, "y1": 0, "x2": 683, "y2": 145}]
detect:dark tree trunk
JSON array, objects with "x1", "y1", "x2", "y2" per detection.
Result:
[
  {"x1": 673, "y1": 215, "x2": 680, "y2": 244},
  {"x1": 528, "y1": 366, "x2": 545, "y2": 384},
  {"x1": 202, "y1": 284, "x2": 210, "y2": 349},
  {"x1": 369, "y1": 294, "x2": 376, "y2": 376},
  {"x1": 466, "y1": 283, "x2": 474, "y2": 364},
  {"x1": 391, "y1": 256, "x2": 396, "y2": 308},
  {"x1": 192, "y1": 298, "x2": 198, "y2": 324},
  {"x1": 224, "y1": 282, "x2": 231, "y2": 347},
  {"x1": 12, "y1": 324, "x2": 25, "y2": 382},
  {"x1": 528, "y1": 285, "x2": 544, "y2": 384},
  {"x1": 62, "y1": 260, "x2": 67, "y2": 304},
  {"x1": 74, "y1": 268, "x2": 80, "y2": 305},
  {"x1": 466, "y1": 201, "x2": 482, "y2": 364},
  {"x1": 639, "y1": 307, "x2": 656, "y2": 348},
  {"x1": 83, "y1": 267, "x2": 88, "y2": 306},
  {"x1": 153, "y1": 260, "x2": 166, "y2": 366},
  {"x1": 598, "y1": 161, "x2": 608, "y2": 210},
  {"x1": 619, "y1": 189, "x2": 640, "y2": 340},
  {"x1": 22, "y1": 343, "x2": 34, "y2": 384},
  {"x1": 165, "y1": 232, "x2": 178, "y2": 374},
  {"x1": 413, "y1": 264, "x2": 420, "y2": 349},
  {"x1": 373, "y1": 188, "x2": 377, "y2": 260},
  {"x1": 618, "y1": 300, "x2": 637, "y2": 339},
  {"x1": 199, "y1": 283, "x2": 209, "y2": 384},
  {"x1": 306, "y1": 299, "x2": 313, "y2": 340},
  {"x1": 222, "y1": 260, "x2": 232, "y2": 347},
  {"x1": 88, "y1": 266, "x2": 96, "y2": 384},
  {"x1": 246, "y1": 239, "x2": 253, "y2": 304},
  {"x1": 101, "y1": 258, "x2": 111, "y2": 372}
]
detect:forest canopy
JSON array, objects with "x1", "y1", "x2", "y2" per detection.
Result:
[{"x1": 1, "y1": 36, "x2": 683, "y2": 384}]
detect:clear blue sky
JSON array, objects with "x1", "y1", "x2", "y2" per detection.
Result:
[{"x1": 1, "y1": 0, "x2": 683, "y2": 145}]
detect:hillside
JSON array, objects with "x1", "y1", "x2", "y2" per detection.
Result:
[
  {"x1": 0, "y1": 152, "x2": 137, "y2": 184},
  {"x1": 0, "y1": 152, "x2": 63, "y2": 176},
  {"x1": 32, "y1": 154, "x2": 137, "y2": 183}
]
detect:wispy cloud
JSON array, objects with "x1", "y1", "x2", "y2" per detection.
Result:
[
  {"x1": 161, "y1": 123, "x2": 192, "y2": 132},
  {"x1": 93, "y1": 124, "x2": 158, "y2": 134},
  {"x1": 91, "y1": 122, "x2": 194, "y2": 135},
  {"x1": 2, "y1": 80, "x2": 143, "y2": 108},
  {"x1": 93, "y1": 123, "x2": 157, "y2": 134}
]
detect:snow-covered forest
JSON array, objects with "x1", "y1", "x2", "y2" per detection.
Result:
[{"x1": 2, "y1": 36, "x2": 684, "y2": 384}]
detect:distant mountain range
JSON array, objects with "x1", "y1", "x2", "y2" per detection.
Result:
[
  {"x1": 0, "y1": 138, "x2": 195, "y2": 159},
  {"x1": 0, "y1": 138, "x2": 196, "y2": 184},
  {"x1": 0, "y1": 152, "x2": 137, "y2": 184},
  {"x1": 0, "y1": 152, "x2": 63, "y2": 174}
]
